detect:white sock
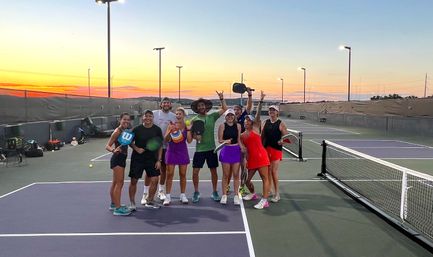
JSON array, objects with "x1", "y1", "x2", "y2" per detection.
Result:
[
  {"x1": 143, "y1": 186, "x2": 149, "y2": 194},
  {"x1": 159, "y1": 184, "x2": 164, "y2": 192},
  {"x1": 166, "y1": 193, "x2": 170, "y2": 198}
]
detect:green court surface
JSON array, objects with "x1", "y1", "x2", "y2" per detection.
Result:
[{"x1": 1, "y1": 117, "x2": 433, "y2": 257}]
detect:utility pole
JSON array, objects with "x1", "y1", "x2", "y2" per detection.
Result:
[{"x1": 424, "y1": 73, "x2": 428, "y2": 98}]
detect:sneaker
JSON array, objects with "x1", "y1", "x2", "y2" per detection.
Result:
[
  {"x1": 192, "y1": 191, "x2": 200, "y2": 203},
  {"x1": 254, "y1": 199, "x2": 269, "y2": 209},
  {"x1": 211, "y1": 191, "x2": 221, "y2": 201},
  {"x1": 128, "y1": 203, "x2": 137, "y2": 211},
  {"x1": 144, "y1": 201, "x2": 161, "y2": 209},
  {"x1": 140, "y1": 193, "x2": 148, "y2": 205},
  {"x1": 220, "y1": 195, "x2": 227, "y2": 205},
  {"x1": 180, "y1": 194, "x2": 189, "y2": 204},
  {"x1": 113, "y1": 207, "x2": 131, "y2": 216},
  {"x1": 234, "y1": 195, "x2": 240, "y2": 206},
  {"x1": 163, "y1": 195, "x2": 171, "y2": 206},
  {"x1": 270, "y1": 194, "x2": 280, "y2": 203},
  {"x1": 158, "y1": 191, "x2": 166, "y2": 201},
  {"x1": 242, "y1": 193, "x2": 257, "y2": 201},
  {"x1": 109, "y1": 203, "x2": 125, "y2": 211},
  {"x1": 109, "y1": 203, "x2": 115, "y2": 211}
]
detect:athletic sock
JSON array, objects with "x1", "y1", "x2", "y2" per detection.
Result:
[{"x1": 143, "y1": 186, "x2": 149, "y2": 194}]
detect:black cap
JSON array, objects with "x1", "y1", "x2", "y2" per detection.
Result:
[{"x1": 143, "y1": 109, "x2": 153, "y2": 115}]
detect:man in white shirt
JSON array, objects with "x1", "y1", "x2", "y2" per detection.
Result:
[{"x1": 141, "y1": 97, "x2": 176, "y2": 204}]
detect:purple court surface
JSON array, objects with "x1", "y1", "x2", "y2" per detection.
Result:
[{"x1": 0, "y1": 182, "x2": 253, "y2": 257}]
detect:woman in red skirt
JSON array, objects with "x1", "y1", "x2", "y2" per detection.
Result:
[{"x1": 240, "y1": 91, "x2": 270, "y2": 209}]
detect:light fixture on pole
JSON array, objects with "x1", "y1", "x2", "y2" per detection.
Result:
[
  {"x1": 339, "y1": 45, "x2": 352, "y2": 101},
  {"x1": 298, "y1": 67, "x2": 307, "y2": 103},
  {"x1": 176, "y1": 65, "x2": 183, "y2": 102},
  {"x1": 279, "y1": 78, "x2": 284, "y2": 103},
  {"x1": 95, "y1": 0, "x2": 123, "y2": 98},
  {"x1": 153, "y1": 47, "x2": 165, "y2": 102}
]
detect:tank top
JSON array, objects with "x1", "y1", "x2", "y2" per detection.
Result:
[
  {"x1": 262, "y1": 119, "x2": 282, "y2": 151},
  {"x1": 223, "y1": 123, "x2": 238, "y2": 144},
  {"x1": 114, "y1": 136, "x2": 128, "y2": 155}
]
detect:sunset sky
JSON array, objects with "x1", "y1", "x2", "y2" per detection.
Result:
[{"x1": 1, "y1": 0, "x2": 432, "y2": 101}]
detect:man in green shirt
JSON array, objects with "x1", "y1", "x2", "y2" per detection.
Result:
[{"x1": 189, "y1": 91, "x2": 227, "y2": 203}]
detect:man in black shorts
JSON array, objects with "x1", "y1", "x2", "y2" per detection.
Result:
[
  {"x1": 129, "y1": 110, "x2": 163, "y2": 209},
  {"x1": 189, "y1": 91, "x2": 227, "y2": 203}
]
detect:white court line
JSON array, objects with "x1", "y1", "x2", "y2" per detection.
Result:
[
  {"x1": 350, "y1": 146, "x2": 427, "y2": 149},
  {"x1": 32, "y1": 179, "x2": 327, "y2": 185},
  {"x1": 0, "y1": 183, "x2": 36, "y2": 199},
  {"x1": 90, "y1": 152, "x2": 111, "y2": 162},
  {"x1": 395, "y1": 140, "x2": 433, "y2": 149},
  {"x1": 0, "y1": 231, "x2": 246, "y2": 238},
  {"x1": 240, "y1": 197, "x2": 256, "y2": 257}
]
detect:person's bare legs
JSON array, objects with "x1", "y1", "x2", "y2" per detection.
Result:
[
  {"x1": 129, "y1": 178, "x2": 139, "y2": 205},
  {"x1": 179, "y1": 165, "x2": 187, "y2": 193},
  {"x1": 112, "y1": 166, "x2": 125, "y2": 208}
]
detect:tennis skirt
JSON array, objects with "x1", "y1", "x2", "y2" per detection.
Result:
[{"x1": 219, "y1": 144, "x2": 242, "y2": 164}]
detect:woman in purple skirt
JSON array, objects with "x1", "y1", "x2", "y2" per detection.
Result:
[
  {"x1": 218, "y1": 108, "x2": 244, "y2": 205},
  {"x1": 164, "y1": 107, "x2": 192, "y2": 205}
]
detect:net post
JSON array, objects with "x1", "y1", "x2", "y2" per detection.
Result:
[
  {"x1": 298, "y1": 132, "x2": 303, "y2": 161},
  {"x1": 400, "y1": 171, "x2": 408, "y2": 220},
  {"x1": 317, "y1": 140, "x2": 327, "y2": 178}
]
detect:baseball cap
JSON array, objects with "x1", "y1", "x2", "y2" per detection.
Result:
[
  {"x1": 225, "y1": 109, "x2": 235, "y2": 116},
  {"x1": 245, "y1": 114, "x2": 255, "y2": 121},
  {"x1": 143, "y1": 109, "x2": 153, "y2": 115},
  {"x1": 269, "y1": 105, "x2": 279, "y2": 112}
]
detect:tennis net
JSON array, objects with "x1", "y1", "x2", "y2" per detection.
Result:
[
  {"x1": 319, "y1": 140, "x2": 433, "y2": 247},
  {"x1": 282, "y1": 129, "x2": 303, "y2": 161}
]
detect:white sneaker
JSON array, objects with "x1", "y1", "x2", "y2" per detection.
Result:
[
  {"x1": 163, "y1": 195, "x2": 171, "y2": 206},
  {"x1": 140, "y1": 193, "x2": 148, "y2": 205},
  {"x1": 128, "y1": 203, "x2": 137, "y2": 211},
  {"x1": 242, "y1": 193, "x2": 257, "y2": 201},
  {"x1": 180, "y1": 194, "x2": 189, "y2": 204},
  {"x1": 254, "y1": 199, "x2": 269, "y2": 209},
  {"x1": 220, "y1": 195, "x2": 227, "y2": 205},
  {"x1": 158, "y1": 191, "x2": 166, "y2": 201},
  {"x1": 270, "y1": 194, "x2": 280, "y2": 203},
  {"x1": 234, "y1": 195, "x2": 240, "y2": 206}
]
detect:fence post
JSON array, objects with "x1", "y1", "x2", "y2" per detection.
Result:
[{"x1": 24, "y1": 90, "x2": 28, "y2": 122}]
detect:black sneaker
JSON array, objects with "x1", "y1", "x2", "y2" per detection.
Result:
[{"x1": 144, "y1": 201, "x2": 161, "y2": 209}]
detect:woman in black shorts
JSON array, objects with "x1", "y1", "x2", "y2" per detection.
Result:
[{"x1": 105, "y1": 112, "x2": 132, "y2": 216}]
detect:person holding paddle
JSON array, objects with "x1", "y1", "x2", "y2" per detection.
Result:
[
  {"x1": 240, "y1": 91, "x2": 271, "y2": 209},
  {"x1": 261, "y1": 105, "x2": 288, "y2": 203},
  {"x1": 128, "y1": 110, "x2": 163, "y2": 209},
  {"x1": 232, "y1": 87, "x2": 253, "y2": 195},
  {"x1": 105, "y1": 112, "x2": 132, "y2": 216},
  {"x1": 163, "y1": 107, "x2": 193, "y2": 205},
  {"x1": 217, "y1": 108, "x2": 243, "y2": 205},
  {"x1": 190, "y1": 91, "x2": 228, "y2": 203}
]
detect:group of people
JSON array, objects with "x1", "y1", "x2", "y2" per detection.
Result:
[{"x1": 105, "y1": 90, "x2": 288, "y2": 216}]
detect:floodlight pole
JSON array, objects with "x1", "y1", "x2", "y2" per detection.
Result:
[
  {"x1": 300, "y1": 67, "x2": 306, "y2": 103},
  {"x1": 154, "y1": 47, "x2": 165, "y2": 102},
  {"x1": 95, "y1": 0, "x2": 121, "y2": 98},
  {"x1": 176, "y1": 66, "x2": 183, "y2": 102},
  {"x1": 280, "y1": 78, "x2": 284, "y2": 103},
  {"x1": 343, "y1": 46, "x2": 352, "y2": 102}
]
